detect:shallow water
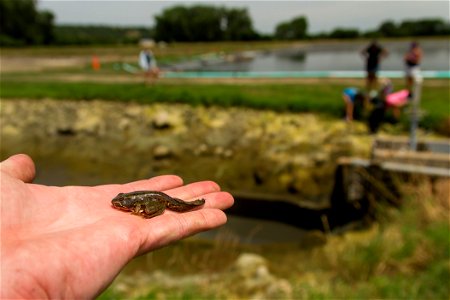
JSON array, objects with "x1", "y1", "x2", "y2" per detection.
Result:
[{"x1": 197, "y1": 215, "x2": 308, "y2": 245}]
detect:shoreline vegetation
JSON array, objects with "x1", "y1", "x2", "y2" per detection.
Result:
[{"x1": 1, "y1": 79, "x2": 449, "y2": 135}]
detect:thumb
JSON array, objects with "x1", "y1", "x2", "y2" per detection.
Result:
[{"x1": 1, "y1": 154, "x2": 36, "y2": 183}]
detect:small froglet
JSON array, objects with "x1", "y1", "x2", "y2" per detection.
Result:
[{"x1": 111, "y1": 190, "x2": 205, "y2": 219}]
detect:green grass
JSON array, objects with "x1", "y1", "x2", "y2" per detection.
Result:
[
  {"x1": 418, "y1": 84, "x2": 450, "y2": 131},
  {"x1": 0, "y1": 80, "x2": 345, "y2": 113}
]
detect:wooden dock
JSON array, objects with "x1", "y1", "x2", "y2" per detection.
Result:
[
  {"x1": 368, "y1": 136, "x2": 450, "y2": 177},
  {"x1": 338, "y1": 156, "x2": 450, "y2": 178}
]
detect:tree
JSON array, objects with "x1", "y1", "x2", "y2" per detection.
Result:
[
  {"x1": 0, "y1": 0, "x2": 55, "y2": 46},
  {"x1": 155, "y1": 5, "x2": 216, "y2": 41},
  {"x1": 154, "y1": 5, "x2": 256, "y2": 42},
  {"x1": 36, "y1": 10, "x2": 54, "y2": 44},
  {"x1": 222, "y1": 8, "x2": 257, "y2": 40},
  {"x1": 379, "y1": 20, "x2": 397, "y2": 37},
  {"x1": 53, "y1": 25, "x2": 150, "y2": 45},
  {"x1": 329, "y1": 28, "x2": 360, "y2": 39},
  {"x1": 405, "y1": 18, "x2": 450, "y2": 36},
  {"x1": 377, "y1": 18, "x2": 450, "y2": 37},
  {"x1": 274, "y1": 16, "x2": 308, "y2": 40}
]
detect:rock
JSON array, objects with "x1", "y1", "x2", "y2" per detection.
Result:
[
  {"x1": 213, "y1": 146, "x2": 233, "y2": 158},
  {"x1": 223, "y1": 149, "x2": 233, "y2": 158},
  {"x1": 230, "y1": 253, "x2": 293, "y2": 299},
  {"x1": 233, "y1": 253, "x2": 267, "y2": 275},
  {"x1": 74, "y1": 109, "x2": 104, "y2": 135},
  {"x1": 118, "y1": 118, "x2": 130, "y2": 131},
  {"x1": 311, "y1": 151, "x2": 328, "y2": 165},
  {"x1": 292, "y1": 154, "x2": 314, "y2": 168},
  {"x1": 153, "y1": 145, "x2": 172, "y2": 159},
  {"x1": 193, "y1": 143, "x2": 209, "y2": 156},
  {"x1": 124, "y1": 105, "x2": 142, "y2": 118},
  {"x1": 152, "y1": 111, "x2": 172, "y2": 129},
  {"x1": 1, "y1": 125, "x2": 20, "y2": 137},
  {"x1": 266, "y1": 278, "x2": 293, "y2": 299}
]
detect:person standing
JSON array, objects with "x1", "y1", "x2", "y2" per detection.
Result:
[
  {"x1": 139, "y1": 40, "x2": 160, "y2": 84},
  {"x1": 404, "y1": 41, "x2": 423, "y2": 98},
  {"x1": 361, "y1": 40, "x2": 388, "y2": 92}
]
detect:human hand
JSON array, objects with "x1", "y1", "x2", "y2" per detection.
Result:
[{"x1": 0, "y1": 154, "x2": 234, "y2": 299}]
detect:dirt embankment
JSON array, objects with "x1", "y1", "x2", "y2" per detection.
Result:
[{"x1": 1, "y1": 99, "x2": 373, "y2": 203}]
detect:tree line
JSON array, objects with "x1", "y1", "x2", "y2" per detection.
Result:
[
  {"x1": 1, "y1": 0, "x2": 449, "y2": 46},
  {"x1": 315, "y1": 18, "x2": 450, "y2": 39},
  {"x1": 0, "y1": 0, "x2": 54, "y2": 46}
]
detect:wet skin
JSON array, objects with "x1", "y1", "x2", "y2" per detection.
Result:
[{"x1": 111, "y1": 190, "x2": 206, "y2": 218}]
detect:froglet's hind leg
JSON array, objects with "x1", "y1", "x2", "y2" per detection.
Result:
[
  {"x1": 143, "y1": 201, "x2": 165, "y2": 219},
  {"x1": 131, "y1": 203, "x2": 143, "y2": 215}
]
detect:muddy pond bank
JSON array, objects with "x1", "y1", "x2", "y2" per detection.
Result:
[{"x1": 1, "y1": 99, "x2": 373, "y2": 206}]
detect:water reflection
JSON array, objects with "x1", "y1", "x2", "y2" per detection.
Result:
[{"x1": 198, "y1": 215, "x2": 308, "y2": 245}]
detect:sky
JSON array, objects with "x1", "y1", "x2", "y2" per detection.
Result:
[{"x1": 38, "y1": 1, "x2": 450, "y2": 34}]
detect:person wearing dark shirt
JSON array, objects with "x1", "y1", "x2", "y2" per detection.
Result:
[{"x1": 361, "y1": 40, "x2": 388, "y2": 92}]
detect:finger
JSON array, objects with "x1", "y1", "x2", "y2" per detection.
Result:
[
  {"x1": 200, "y1": 191, "x2": 234, "y2": 211},
  {"x1": 138, "y1": 208, "x2": 227, "y2": 254},
  {"x1": 0, "y1": 154, "x2": 36, "y2": 183},
  {"x1": 96, "y1": 175, "x2": 184, "y2": 195},
  {"x1": 164, "y1": 180, "x2": 221, "y2": 199}
]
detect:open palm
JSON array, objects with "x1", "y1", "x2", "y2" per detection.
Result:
[{"x1": 1, "y1": 154, "x2": 234, "y2": 299}]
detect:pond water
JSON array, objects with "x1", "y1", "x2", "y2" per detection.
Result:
[
  {"x1": 171, "y1": 39, "x2": 449, "y2": 72},
  {"x1": 198, "y1": 215, "x2": 309, "y2": 245}
]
